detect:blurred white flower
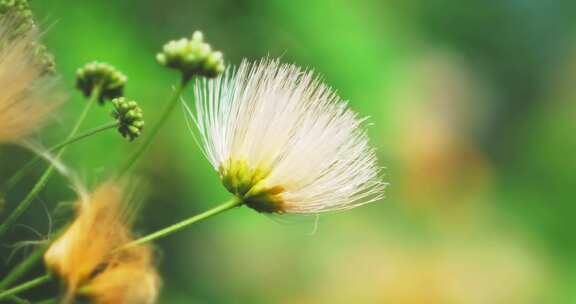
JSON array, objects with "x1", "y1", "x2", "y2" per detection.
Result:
[
  {"x1": 185, "y1": 58, "x2": 386, "y2": 214},
  {"x1": 0, "y1": 20, "x2": 61, "y2": 143}
]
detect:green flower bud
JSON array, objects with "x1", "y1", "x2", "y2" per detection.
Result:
[
  {"x1": 111, "y1": 97, "x2": 144, "y2": 141},
  {"x1": 156, "y1": 30, "x2": 225, "y2": 81},
  {"x1": 76, "y1": 62, "x2": 128, "y2": 104}
]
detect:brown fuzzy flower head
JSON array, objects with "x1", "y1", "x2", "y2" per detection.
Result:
[
  {"x1": 0, "y1": 20, "x2": 62, "y2": 143},
  {"x1": 44, "y1": 182, "x2": 160, "y2": 304}
]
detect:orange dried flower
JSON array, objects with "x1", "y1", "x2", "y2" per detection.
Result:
[{"x1": 44, "y1": 182, "x2": 160, "y2": 304}]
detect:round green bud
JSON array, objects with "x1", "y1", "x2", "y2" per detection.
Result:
[
  {"x1": 191, "y1": 31, "x2": 203, "y2": 42},
  {"x1": 156, "y1": 30, "x2": 226, "y2": 81},
  {"x1": 111, "y1": 97, "x2": 144, "y2": 141},
  {"x1": 76, "y1": 62, "x2": 128, "y2": 104}
]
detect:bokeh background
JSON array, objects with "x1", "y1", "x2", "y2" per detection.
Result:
[{"x1": 1, "y1": 0, "x2": 576, "y2": 302}]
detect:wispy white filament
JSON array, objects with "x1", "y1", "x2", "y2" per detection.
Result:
[
  {"x1": 0, "y1": 19, "x2": 61, "y2": 143},
  {"x1": 185, "y1": 58, "x2": 386, "y2": 213}
]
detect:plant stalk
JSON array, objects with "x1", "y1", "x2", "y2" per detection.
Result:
[
  {"x1": 7, "y1": 295, "x2": 30, "y2": 304},
  {"x1": 121, "y1": 197, "x2": 241, "y2": 250},
  {"x1": 0, "y1": 243, "x2": 48, "y2": 291},
  {"x1": 0, "y1": 274, "x2": 51, "y2": 301},
  {"x1": 1, "y1": 122, "x2": 118, "y2": 194},
  {"x1": 117, "y1": 78, "x2": 188, "y2": 177},
  {"x1": 0, "y1": 197, "x2": 241, "y2": 299},
  {"x1": 0, "y1": 86, "x2": 102, "y2": 238}
]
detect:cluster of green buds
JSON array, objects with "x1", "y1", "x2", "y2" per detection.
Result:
[
  {"x1": 156, "y1": 31, "x2": 225, "y2": 81},
  {"x1": 76, "y1": 62, "x2": 128, "y2": 104},
  {"x1": 111, "y1": 97, "x2": 144, "y2": 141}
]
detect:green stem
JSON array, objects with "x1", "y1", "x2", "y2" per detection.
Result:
[
  {"x1": 0, "y1": 166, "x2": 54, "y2": 238},
  {"x1": 7, "y1": 295, "x2": 30, "y2": 304},
  {"x1": 46, "y1": 121, "x2": 118, "y2": 155},
  {"x1": 121, "y1": 197, "x2": 241, "y2": 250},
  {"x1": 0, "y1": 226, "x2": 67, "y2": 291},
  {"x1": 1, "y1": 122, "x2": 118, "y2": 194},
  {"x1": 0, "y1": 86, "x2": 102, "y2": 239},
  {"x1": 118, "y1": 79, "x2": 188, "y2": 177},
  {"x1": 0, "y1": 198, "x2": 241, "y2": 298},
  {"x1": 0, "y1": 274, "x2": 51, "y2": 300},
  {"x1": 69, "y1": 88, "x2": 100, "y2": 137},
  {"x1": 0, "y1": 243, "x2": 47, "y2": 291}
]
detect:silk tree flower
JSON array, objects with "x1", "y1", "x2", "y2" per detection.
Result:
[
  {"x1": 0, "y1": 20, "x2": 61, "y2": 143},
  {"x1": 44, "y1": 182, "x2": 160, "y2": 304},
  {"x1": 185, "y1": 59, "x2": 386, "y2": 214}
]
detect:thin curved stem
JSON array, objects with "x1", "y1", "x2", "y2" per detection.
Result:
[
  {"x1": 0, "y1": 243, "x2": 48, "y2": 291},
  {"x1": 0, "y1": 197, "x2": 241, "y2": 300},
  {"x1": 0, "y1": 86, "x2": 102, "y2": 239},
  {"x1": 121, "y1": 197, "x2": 241, "y2": 250},
  {"x1": 0, "y1": 225, "x2": 67, "y2": 292},
  {"x1": 0, "y1": 274, "x2": 51, "y2": 301},
  {"x1": 0, "y1": 167, "x2": 55, "y2": 238},
  {"x1": 117, "y1": 79, "x2": 188, "y2": 177},
  {"x1": 46, "y1": 121, "x2": 118, "y2": 157},
  {"x1": 1, "y1": 122, "x2": 118, "y2": 194},
  {"x1": 69, "y1": 89, "x2": 101, "y2": 138},
  {"x1": 7, "y1": 295, "x2": 30, "y2": 304}
]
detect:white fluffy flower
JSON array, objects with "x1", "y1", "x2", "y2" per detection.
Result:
[
  {"x1": 0, "y1": 20, "x2": 61, "y2": 143},
  {"x1": 185, "y1": 59, "x2": 386, "y2": 214}
]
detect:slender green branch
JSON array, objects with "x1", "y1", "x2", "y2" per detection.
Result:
[
  {"x1": 0, "y1": 226, "x2": 67, "y2": 291},
  {"x1": 0, "y1": 274, "x2": 51, "y2": 301},
  {"x1": 7, "y1": 295, "x2": 30, "y2": 304},
  {"x1": 0, "y1": 244, "x2": 47, "y2": 291},
  {"x1": 45, "y1": 121, "x2": 118, "y2": 156},
  {"x1": 0, "y1": 86, "x2": 102, "y2": 239},
  {"x1": 1, "y1": 122, "x2": 118, "y2": 194},
  {"x1": 121, "y1": 197, "x2": 241, "y2": 250},
  {"x1": 118, "y1": 78, "x2": 189, "y2": 177},
  {"x1": 0, "y1": 165, "x2": 55, "y2": 238},
  {"x1": 0, "y1": 197, "x2": 241, "y2": 299}
]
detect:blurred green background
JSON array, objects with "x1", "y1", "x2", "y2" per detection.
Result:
[{"x1": 2, "y1": 0, "x2": 576, "y2": 302}]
